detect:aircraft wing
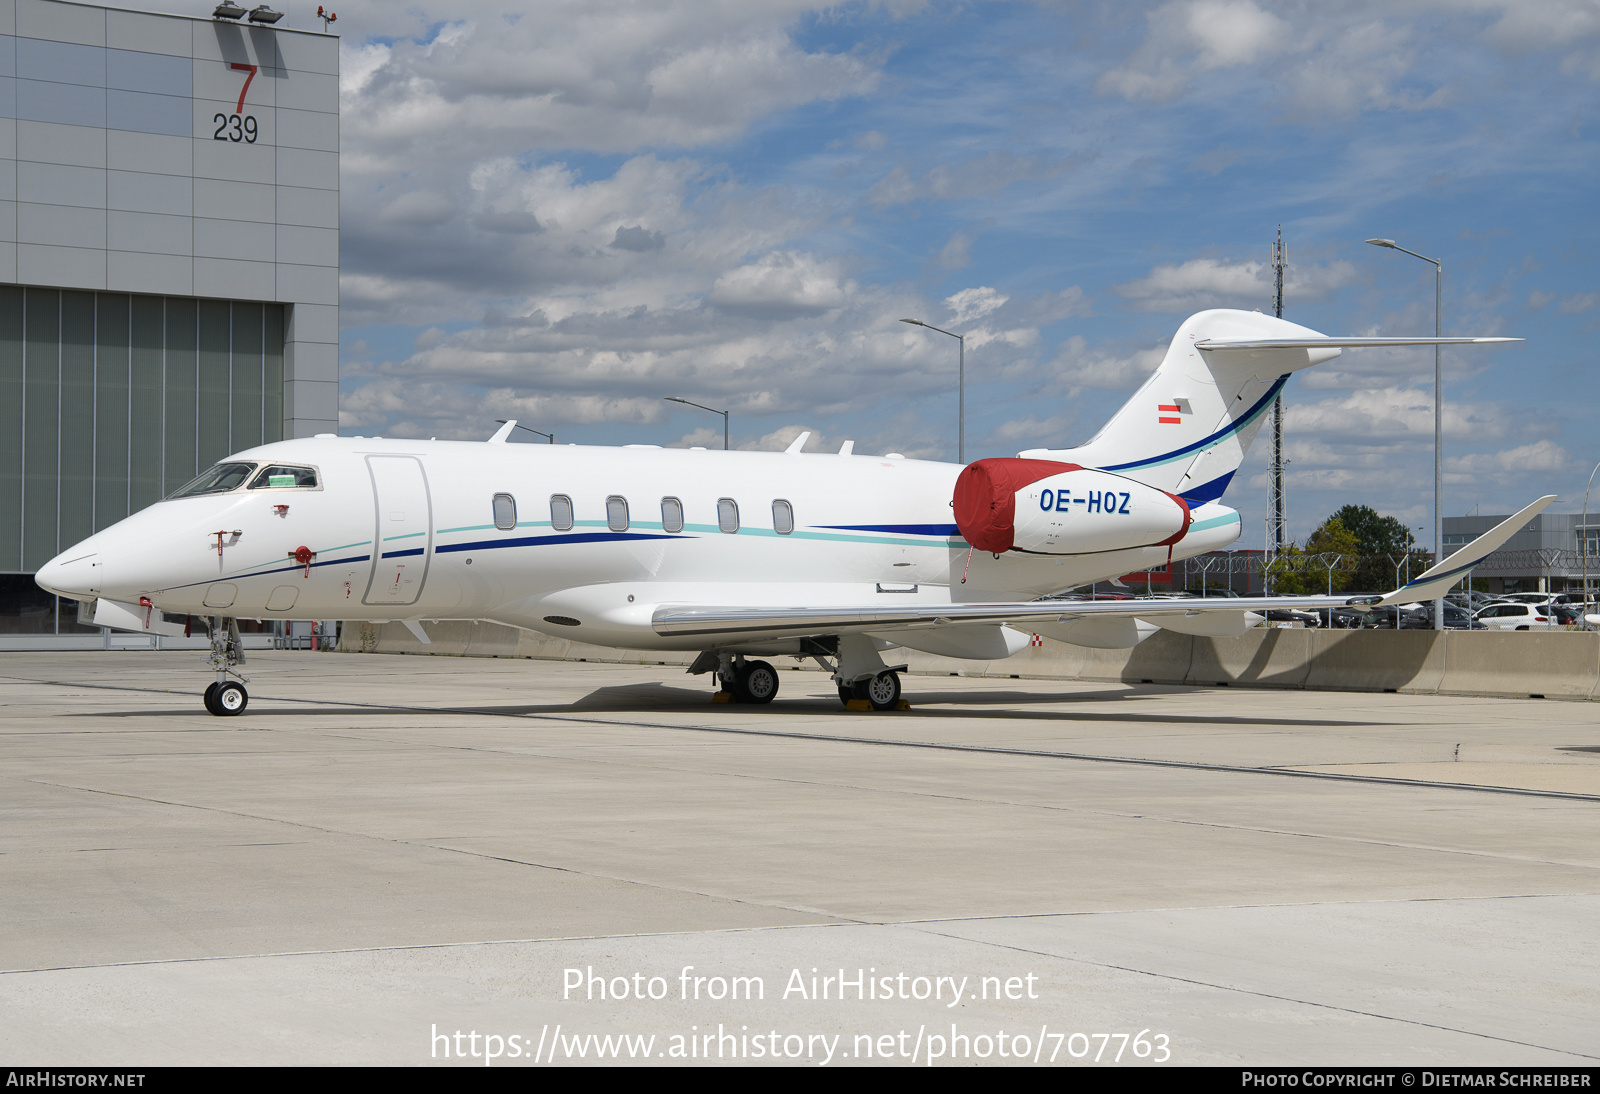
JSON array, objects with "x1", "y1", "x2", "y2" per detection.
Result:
[{"x1": 652, "y1": 497, "x2": 1553, "y2": 640}]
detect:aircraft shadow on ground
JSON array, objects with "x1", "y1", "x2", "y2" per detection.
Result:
[{"x1": 73, "y1": 681, "x2": 1379, "y2": 729}]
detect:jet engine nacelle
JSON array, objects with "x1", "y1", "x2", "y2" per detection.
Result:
[{"x1": 954, "y1": 458, "x2": 1191, "y2": 555}]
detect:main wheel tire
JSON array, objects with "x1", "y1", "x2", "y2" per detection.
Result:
[
  {"x1": 737, "y1": 661, "x2": 779, "y2": 704},
  {"x1": 203, "y1": 682, "x2": 221, "y2": 715},
  {"x1": 837, "y1": 683, "x2": 853, "y2": 706},
  {"x1": 214, "y1": 681, "x2": 248, "y2": 716},
  {"x1": 865, "y1": 670, "x2": 901, "y2": 711}
]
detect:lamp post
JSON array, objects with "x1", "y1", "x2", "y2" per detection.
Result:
[
  {"x1": 494, "y1": 419, "x2": 554, "y2": 443},
  {"x1": 1584, "y1": 460, "x2": 1600, "y2": 605},
  {"x1": 900, "y1": 318, "x2": 966, "y2": 464},
  {"x1": 1366, "y1": 237, "x2": 1444, "y2": 631},
  {"x1": 664, "y1": 396, "x2": 729, "y2": 450}
]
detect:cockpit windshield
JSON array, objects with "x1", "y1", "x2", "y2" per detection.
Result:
[
  {"x1": 169, "y1": 462, "x2": 258, "y2": 498},
  {"x1": 248, "y1": 465, "x2": 319, "y2": 490}
]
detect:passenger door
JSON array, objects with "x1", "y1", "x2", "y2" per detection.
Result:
[{"x1": 364, "y1": 455, "x2": 433, "y2": 606}]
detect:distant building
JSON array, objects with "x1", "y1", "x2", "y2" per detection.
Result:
[
  {"x1": 0, "y1": 0, "x2": 339, "y2": 638},
  {"x1": 1443, "y1": 512, "x2": 1600, "y2": 595}
]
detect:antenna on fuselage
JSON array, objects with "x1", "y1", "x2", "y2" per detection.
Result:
[{"x1": 492, "y1": 419, "x2": 556, "y2": 443}]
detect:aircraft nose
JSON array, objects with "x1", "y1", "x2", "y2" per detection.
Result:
[{"x1": 35, "y1": 549, "x2": 100, "y2": 599}]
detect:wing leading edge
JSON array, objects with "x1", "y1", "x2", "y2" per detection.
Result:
[{"x1": 650, "y1": 497, "x2": 1554, "y2": 640}]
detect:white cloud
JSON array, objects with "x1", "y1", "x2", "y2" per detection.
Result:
[
  {"x1": 1283, "y1": 388, "x2": 1507, "y2": 442},
  {"x1": 1445, "y1": 440, "x2": 1572, "y2": 479},
  {"x1": 1046, "y1": 337, "x2": 1164, "y2": 391},
  {"x1": 945, "y1": 286, "x2": 1008, "y2": 325},
  {"x1": 1114, "y1": 257, "x2": 1357, "y2": 313},
  {"x1": 709, "y1": 252, "x2": 851, "y2": 319},
  {"x1": 336, "y1": 2, "x2": 880, "y2": 162},
  {"x1": 1097, "y1": 0, "x2": 1289, "y2": 103}
]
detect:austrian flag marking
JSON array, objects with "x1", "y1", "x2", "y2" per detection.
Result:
[{"x1": 1158, "y1": 403, "x2": 1183, "y2": 425}]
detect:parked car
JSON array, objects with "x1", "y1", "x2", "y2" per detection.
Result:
[
  {"x1": 1473, "y1": 602, "x2": 1557, "y2": 630},
  {"x1": 1421, "y1": 603, "x2": 1485, "y2": 629},
  {"x1": 1547, "y1": 605, "x2": 1588, "y2": 627},
  {"x1": 1262, "y1": 605, "x2": 1322, "y2": 627},
  {"x1": 1371, "y1": 603, "x2": 1430, "y2": 629}
]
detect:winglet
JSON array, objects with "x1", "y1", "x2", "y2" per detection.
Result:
[
  {"x1": 785, "y1": 431, "x2": 811, "y2": 455},
  {"x1": 488, "y1": 420, "x2": 516, "y2": 444},
  {"x1": 1377, "y1": 495, "x2": 1556, "y2": 607}
]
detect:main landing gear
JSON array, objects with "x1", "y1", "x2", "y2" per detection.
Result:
[
  {"x1": 719, "y1": 657, "x2": 780, "y2": 705},
  {"x1": 203, "y1": 615, "x2": 250, "y2": 717},
  {"x1": 837, "y1": 670, "x2": 902, "y2": 711}
]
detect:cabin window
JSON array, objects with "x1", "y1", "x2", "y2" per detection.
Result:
[
  {"x1": 717, "y1": 498, "x2": 739, "y2": 534},
  {"x1": 661, "y1": 497, "x2": 684, "y2": 533},
  {"x1": 606, "y1": 495, "x2": 630, "y2": 532},
  {"x1": 492, "y1": 493, "x2": 517, "y2": 530},
  {"x1": 247, "y1": 464, "x2": 319, "y2": 490},
  {"x1": 772, "y1": 499, "x2": 794, "y2": 535},
  {"x1": 550, "y1": 495, "x2": 574, "y2": 531}
]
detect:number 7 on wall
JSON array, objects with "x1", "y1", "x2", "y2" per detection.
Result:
[{"x1": 229, "y1": 62, "x2": 257, "y2": 113}]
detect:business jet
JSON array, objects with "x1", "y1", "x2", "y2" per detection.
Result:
[{"x1": 36, "y1": 308, "x2": 1542, "y2": 716}]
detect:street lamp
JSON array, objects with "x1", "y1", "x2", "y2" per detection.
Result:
[
  {"x1": 1366, "y1": 237, "x2": 1444, "y2": 631},
  {"x1": 664, "y1": 396, "x2": 729, "y2": 450},
  {"x1": 900, "y1": 318, "x2": 966, "y2": 464},
  {"x1": 1584, "y1": 460, "x2": 1600, "y2": 605},
  {"x1": 494, "y1": 419, "x2": 554, "y2": 443}
]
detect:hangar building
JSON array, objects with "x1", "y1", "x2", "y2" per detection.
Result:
[{"x1": 0, "y1": 0, "x2": 338, "y2": 639}]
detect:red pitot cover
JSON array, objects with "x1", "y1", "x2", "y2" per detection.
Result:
[{"x1": 953, "y1": 458, "x2": 1081, "y2": 553}]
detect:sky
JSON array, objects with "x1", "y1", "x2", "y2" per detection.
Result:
[{"x1": 324, "y1": 0, "x2": 1600, "y2": 550}]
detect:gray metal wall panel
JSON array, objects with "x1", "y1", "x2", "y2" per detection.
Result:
[
  {"x1": 56, "y1": 287, "x2": 93, "y2": 550},
  {"x1": 21, "y1": 286, "x2": 56, "y2": 568},
  {"x1": 0, "y1": 285, "x2": 19, "y2": 570},
  {"x1": 93, "y1": 290, "x2": 127, "y2": 529}
]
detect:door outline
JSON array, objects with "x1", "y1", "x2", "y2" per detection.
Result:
[{"x1": 363, "y1": 455, "x2": 434, "y2": 607}]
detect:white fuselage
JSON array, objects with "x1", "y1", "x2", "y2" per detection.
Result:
[{"x1": 36, "y1": 437, "x2": 1243, "y2": 652}]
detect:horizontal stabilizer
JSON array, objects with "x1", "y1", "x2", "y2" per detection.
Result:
[
  {"x1": 1196, "y1": 336, "x2": 1520, "y2": 350},
  {"x1": 1375, "y1": 495, "x2": 1555, "y2": 607}
]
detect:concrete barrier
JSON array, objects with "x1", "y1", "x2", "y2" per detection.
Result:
[
  {"x1": 1119, "y1": 631, "x2": 1194, "y2": 685},
  {"x1": 1303, "y1": 630, "x2": 1446, "y2": 695},
  {"x1": 1437, "y1": 630, "x2": 1599, "y2": 700},
  {"x1": 338, "y1": 620, "x2": 1600, "y2": 700},
  {"x1": 1187, "y1": 627, "x2": 1314, "y2": 689}
]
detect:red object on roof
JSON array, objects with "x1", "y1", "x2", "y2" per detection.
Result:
[{"x1": 953, "y1": 457, "x2": 1080, "y2": 553}]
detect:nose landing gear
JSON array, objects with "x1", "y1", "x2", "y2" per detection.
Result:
[{"x1": 203, "y1": 616, "x2": 250, "y2": 717}]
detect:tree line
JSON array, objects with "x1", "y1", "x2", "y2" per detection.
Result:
[{"x1": 1266, "y1": 505, "x2": 1433, "y2": 595}]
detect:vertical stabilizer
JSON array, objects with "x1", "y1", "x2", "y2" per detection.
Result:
[{"x1": 1019, "y1": 310, "x2": 1341, "y2": 504}]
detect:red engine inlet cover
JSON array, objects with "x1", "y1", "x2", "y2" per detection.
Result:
[{"x1": 953, "y1": 457, "x2": 1082, "y2": 553}]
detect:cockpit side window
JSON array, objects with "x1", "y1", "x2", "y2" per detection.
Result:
[
  {"x1": 169, "y1": 462, "x2": 258, "y2": 498},
  {"x1": 247, "y1": 465, "x2": 319, "y2": 490}
]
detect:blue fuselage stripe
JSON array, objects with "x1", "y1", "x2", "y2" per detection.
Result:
[
  {"x1": 436, "y1": 531, "x2": 681, "y2": 554},
  {"x1": 1103, "y1": 375, "x2": 1288, "y2": 474}
]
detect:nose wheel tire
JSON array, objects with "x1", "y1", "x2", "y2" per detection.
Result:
[
  {"x1": 206, "y1": 681, "x2": 248, "y2": 716},
  {"x1": 731, "y1": 660, "x2": 780, "y2": 704}
]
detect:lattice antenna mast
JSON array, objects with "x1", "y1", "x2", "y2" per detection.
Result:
[{"x1": 1265, "y1": 227, "x2": 1289, "y2": 583}]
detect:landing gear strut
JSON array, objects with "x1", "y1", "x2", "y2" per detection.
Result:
[{"x1": 203, "y1": 616, "x2": 249, "y2": 717}]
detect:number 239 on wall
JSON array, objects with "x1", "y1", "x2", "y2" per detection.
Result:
[{"x1": 213, "y1": 61, "x2": 260, "y2": 143}]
